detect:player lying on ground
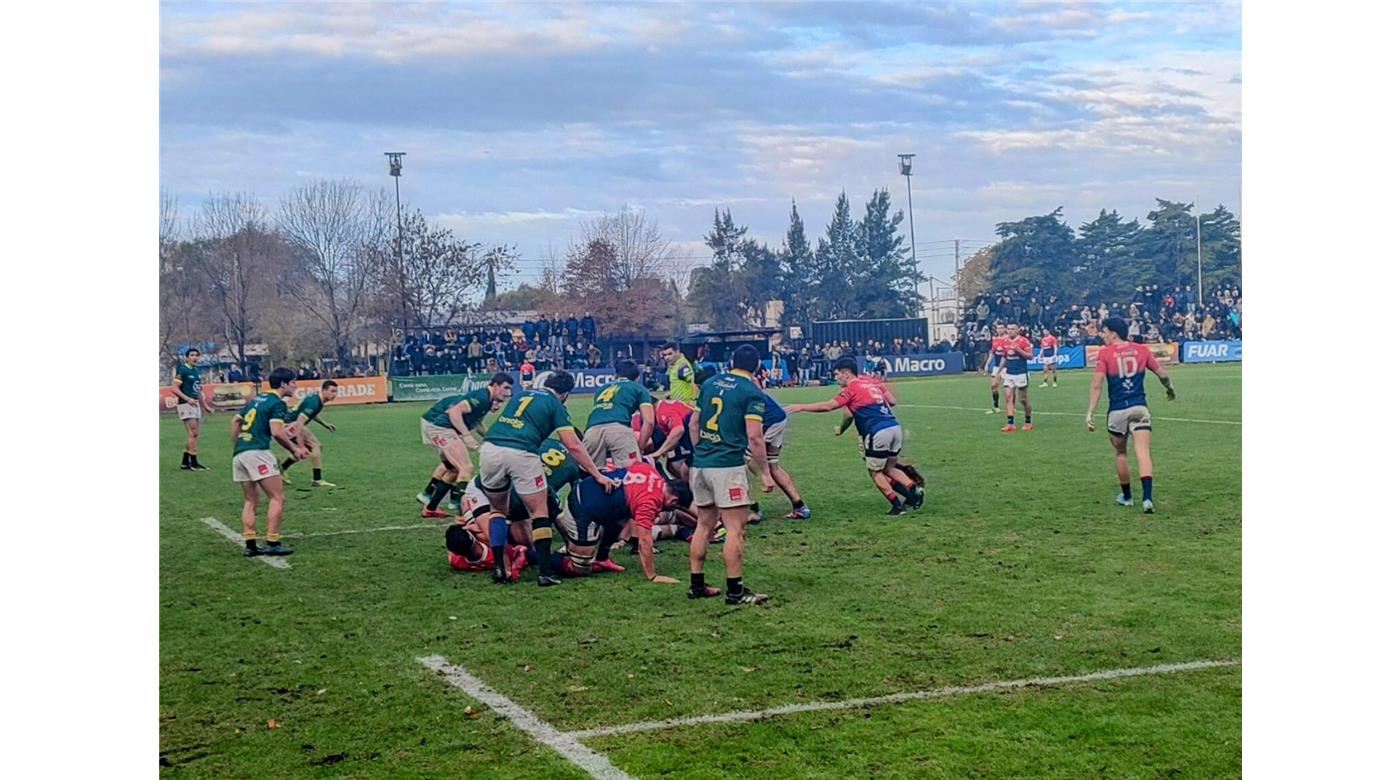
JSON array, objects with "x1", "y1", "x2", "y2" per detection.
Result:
[
  {"x1": 1086, "y1": 316, "x2": 1176, "y2": 514},
  {"x1": 479, "y1": 370, "x2": 619, "y2": 586},
  {"x1": 786, "y1": 355, "x2": 925, "y2": 515},
  {"x1": 417, "y1": 373, "x2": 515, "y2": 518},
  {"x1": 173, "y1": 347, "x2": 215, "y2": 470},
  {"x1": 687, "y1": 344, "x2": 773, "y2": 605},
  {"x1": 281, "y1": 379, "x2": 339, "y2": 486},
  {"x1": 564, "y1": 460, "x2": 693, "y2": 583},
  {"x1": 998, "y1": 323, "x2": 1034, "y2": 432},
  {"x1": 444, "y1": 514, "x2": 530, "y2": 581},
  {"x1": 984, "y1": 323, "x2": 1007, "y2": 415},
  {"x1": 229, "y1": 367, "x2": 307, "y2": 557}
]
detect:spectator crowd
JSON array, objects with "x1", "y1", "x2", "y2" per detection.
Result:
[{"x1": 391, "y1": 312, "x2": 601, "y2": 376}]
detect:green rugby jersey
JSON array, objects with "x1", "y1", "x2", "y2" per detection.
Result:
[
  {"x1": 289, "y1": 392, "x2": 324, "y2": 423},
  {"x1": 485, "y1": 389, "x2": 573, "y2": 453},
  {"x1": 585, "y1": 379, "x2": 652, "y2": 428},
  {"x1": 539, "y1": 440, "x2": 581, "y2": 492},
  {"x1": 234, "y1": 393, "x2": 289, "y2": 454},
  {"x1": 423, "y1": 388, "x2": 493, "y2": 430},
  {"x1": 175, "y1": 363, "x2": 201, "y2": 401},
  {"x1": 422, "y1": 394, "x2": 465, "y2": 428},
  {"x1": 692, "y1": 369, "x2": 765, "y2": 469}
]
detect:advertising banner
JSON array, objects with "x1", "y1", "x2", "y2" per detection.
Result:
[
  {"x1": 1028, "y1": 345, "x2": 1086, "y2": 370},
  {"x1": 885, "y1": 352, "x2": 965, "y2": 377},
  {"x1": 1086, "y1": 342, "x2": 1179, "y2": 369},
  {"x1": 390, "y1": 373, "x2": 474, "y2": 402},
  {"x1": 291, "y1": 376, "x2": 388, "y2": 406},
  {"x1": 1180, "y1": 340, "x2": 1243, "y2": 363},
  {"x1": 159, "y1": 382, "x2": 256, "y2": 413}
]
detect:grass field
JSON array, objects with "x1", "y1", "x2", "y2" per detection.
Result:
[{"x1": 159, "y1": 362, "x2": 1241, "y2": 778}]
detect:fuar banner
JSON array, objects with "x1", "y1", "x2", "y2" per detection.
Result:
[{"x1": 1180, "y1": 340, "x2": 1242, "y2": 363}]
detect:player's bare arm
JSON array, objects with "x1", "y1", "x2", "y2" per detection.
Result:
[
  {"x1": 230, "y1": 413, "x2": 244, "y2": 445},
  {"x1": 746, "y1": 418, "x2": 775, "y2": 492},
  {"x1": 653, "y1": 425, "x2": 686, "y2": 459},
  {"x1": 559, "y1": 428, "x2": 619, "y2": 490},
  {"x1": 447, "y1": 401, "x2": 476, "y2": 444},
  {"x1": 1086, "y1": 372, "x2": 1105, "y2": 432},
  {"x1": 785, "y1": 399, "x2": 841, "y2": 414},
  {"x1": 637, "y1": 404, "x2": 656, "y2": 450},
  {"x1": 172, "y1": 372, "x2": 197, "y2": 405},
  {"x1": 316, "y1": 415, "x2": 335, "y2": 432},
  {"x1": 272, "y1": 419, "x2": 308, "y2": 460},
  {"x1": 1154, "y1": 368, "x2": 1177, "y2": 400}
]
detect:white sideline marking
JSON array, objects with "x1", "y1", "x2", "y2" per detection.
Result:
[
  {"x1": 197, "y1": 517, "x2": 290, "y2": 569},
  {"x1": 564, "y1": 659, "x2": 1237, "y2": 739},
  {"x1": 899, "y1": 403, "x2": 1241, "y2": 426},
  {"x1": 419, "y1": 655, "x2": 635, "y2": 780},
  {"x1": 282, "y1": 522, "x2": 447, "y2": 539}
]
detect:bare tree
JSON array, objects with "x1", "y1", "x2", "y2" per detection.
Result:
[
  {"x1": 577, "y1": 207, "x2": 675, "y2": 288},
  {"x1": 197, "y1": 192, "x2": 285, "y2": 371},
  {"x1": 278, "y1": 180, "x2": 388, "y2": 368},
  {"x1": 378, "y1": 209, "x2": 493, "y2": 328}
]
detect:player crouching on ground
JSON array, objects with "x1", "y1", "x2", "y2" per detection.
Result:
[
  {"x1": 1086, "y1": 317, "x2": 1176, "y2": 513},
  {"x1": 230, "y1": 367, "x2": 308, "y2": 557},
  {"x1": 281, "y1": 379, "x2": 339, "y2": 486},
  {"x1": 787, "y1": 355, "x2": 925, "y2": 515},
  {"x1": 564, "y1": 460, "x2": 693, "y2": 583}
]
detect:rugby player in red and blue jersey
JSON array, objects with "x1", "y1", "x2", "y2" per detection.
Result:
[
  {"x1": 787, "y1": 355, "x2": 925, "y2": 515},
  {"x1": 1086, "y1": 317, "x2": 1176, "y2": 513},
  {"x1": 998, "y1": 323, "x2": 1034, "y2": 432}
]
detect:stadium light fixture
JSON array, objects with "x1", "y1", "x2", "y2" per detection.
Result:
[{"x1": 385, "y1": 152, "x2": 407, "y2": 332}]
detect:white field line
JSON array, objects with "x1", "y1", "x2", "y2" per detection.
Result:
[
  {"x1": 564, "y1": 659, "x2": 1238, "y2": 740},
  {"x1": 282, "y1": 522, "x2": 448, "y2": 539},
  {"x1": 197, "y1": 517, "x2": 290, "y2": 569},
  {"x1": 898, "y1": 403, "x2": 1241, "y2": 426},
  {"x1": 419, "y1": 655, "x2": 635, "y2": 780}
]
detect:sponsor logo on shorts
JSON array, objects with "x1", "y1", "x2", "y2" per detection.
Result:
[
  {"x1": 257, "y1": 464, "x2": 270, "y2": 475},
  {"x1": 729, "y1": 487, "x2": 744, "y2": 501},
  {"x1": 535, "y1": 475, "x2": 546, "y2": 488}
]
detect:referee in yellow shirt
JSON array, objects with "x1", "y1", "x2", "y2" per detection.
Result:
[{"x1": 661, "y1": 342, "x2": 696, "y2": 405}]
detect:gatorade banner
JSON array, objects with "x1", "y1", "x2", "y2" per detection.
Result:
[
  {"x1": 291, "y1": 376, "x2": 387, "y2": 406},
  {"x1": 1180, "y1": 340, "x2": 1242, "y2": 363},
  {"x1": 1028, "y1": 345, "x2": 1086, "y2": 370}
]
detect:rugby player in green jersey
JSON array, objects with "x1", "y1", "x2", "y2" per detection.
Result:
[
  {"x1": 418, "y1": 373, "x2": 515, "y2": 519},
  {"x1": 172, "y1": 347, "x2": 214, "y2": 470},
  {"x1": 280, "y1": 380, "x2": 339, "y2": 486},
  {"x1": 687, "y1": 344, "x2": 774, "y2": 605},
  {"x1": 582, "y1": 359, "x2": 654, "y2": 468},
  {"x1": 230, "y1": 367, "x2": 307, "y2": 557},
  {"x1": 479, "y1": 370, "x2": 619, "y2": 586}
]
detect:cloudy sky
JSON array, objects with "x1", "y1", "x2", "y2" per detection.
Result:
[{"x1": 160, "y1": 1, "x2": 1241, "y2": 290}]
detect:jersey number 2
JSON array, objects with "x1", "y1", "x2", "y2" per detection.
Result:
[{"x1": 705, "y1": 397, "x2": 723, "y2": 431}]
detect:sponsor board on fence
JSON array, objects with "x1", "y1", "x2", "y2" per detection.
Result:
[
  {"x1": 1180, "y1": 340, "x2": 1242, "y2": 363},
  {"x1": 160, "y1": 376, "x2": 388, "y2": 412},
  {"x1": 291, "y1": 376, "x2": 387, "y2": 406},
  {"x1": 886, "y1": 352, "x2": 965, "y2": 377},
  {"x1": 1028, "y1": 345, "x2": 1086, "y2": 370},
  {"x1": 389, "y1": 373, "x2": 476, "y2": 402},
  {"x1": 1085, "y1": 342, "x2": 1179, "y2": 369}
]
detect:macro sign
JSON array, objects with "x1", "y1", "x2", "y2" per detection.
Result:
[
  {"x1": 885, "y1": 352, "x2": 965, "y2": 377},
  {"x1": 1180, "y1": 340, "x2": 1242, "y2": 363}
]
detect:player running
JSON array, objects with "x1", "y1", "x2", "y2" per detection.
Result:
[
  {"x1": 173, "y1": 348, "x2": 214, "y2": 470},
  {"x1": 478, "y1": 371, "x2": 618, "y2": 586},
  {"x1": 418, "y1": 373, "x2": 515, "y2": 519},
  {"x1": 1039, "y1": 330, "x2": 1060, "y2": 388},
  {"x1": 564, "y1": 460, "x2": 693, "y2": 584},
  {"x1": 787, "y1": 355, "x2": 925, "y2": 515},
  {"x1": 280, "y1": 380, "x2": 339, "y2": 487},
  {"x1": 998, "y1": 323, "x2": 1034, "y2": 432},
  {"x1": 1086, "y1": 317, "x2": 1177, "y2": 513},
  {"x1": 983, "y1": 324, "x2": 1008, "y2": 414},
  {"x1": 582, "y1": 359, "x2": 654, "y2": 468},
  {"x1": 229, "y1": 367, "x2": 307, "y2": 557},
  {"x1": 661, "y1": 341, "x2": 696, "y2": 405},
  {"x1": 687, "y1": 344, "x2": 773, "y2": 605},
  {"x1": 747, "y1": 389, "x2": 809, "y2": 520}
]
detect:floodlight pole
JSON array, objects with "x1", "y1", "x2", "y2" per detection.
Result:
[
  {"x1": 1196, "y1": 210, "x2": 1204, "y2": 306},
  {"x1": 899, "y1": 153, "x2": 931, "y2": 336},
  {"x1": 386, "y1": 152, "x2": 407, "y2": 332}
]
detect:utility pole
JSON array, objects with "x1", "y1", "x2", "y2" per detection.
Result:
[
  {"x1": 1196, "y1": 210, "x2": 1204, "y2": 307},
  {"x1": 954, "y1": 238, "x2": 962, "y2": 325}
]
